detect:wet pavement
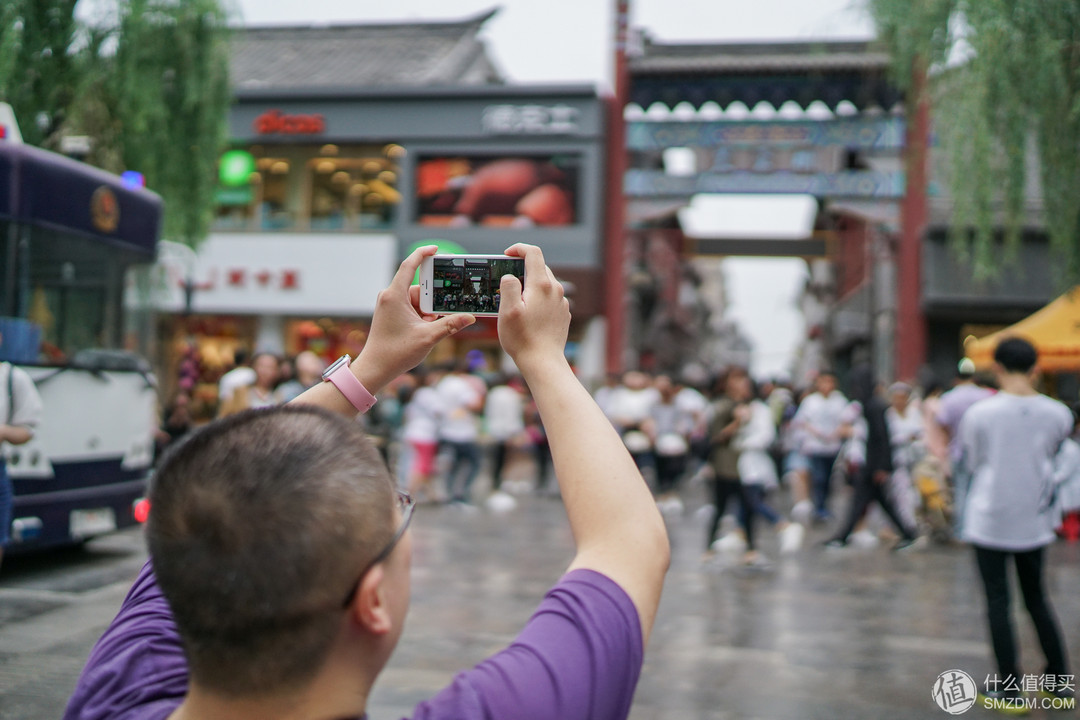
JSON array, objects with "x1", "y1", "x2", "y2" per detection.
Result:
[
  {"x1": 376, "y1": 477, "x2": 1080, "y2": 720},
  {"x1": 1, "y1": 474, "x2": 1078, "y2": 719}
]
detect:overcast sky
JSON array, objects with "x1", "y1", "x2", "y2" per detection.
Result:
[{"x1": 229, "y1": 0, "x2": 875, "y2": 89}]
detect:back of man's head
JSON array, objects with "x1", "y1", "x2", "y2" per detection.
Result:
[
  {"x1": 993, "y1": 337, "x2": 1038, "y2": 374},
  {"x1": 148, "y1": 405, "x2": 395, "y2": 697}
]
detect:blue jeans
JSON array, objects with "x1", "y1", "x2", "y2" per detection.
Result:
[
  {"x1": 0, "y1": 460, "x2": 11, "y2": 546},
  {"x1": 741, "y1": 485, "x2": 782, "y2": 527},
  {"x1": 443, "y1": 441, "x2": 480, "y2": 502},
  {"x1": 808, "y1": 453, "x2": 839, "y2": 518}
]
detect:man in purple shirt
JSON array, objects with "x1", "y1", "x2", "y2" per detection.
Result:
[
  {"x1": 935, "y1": 358, "x2": 995, "y2": 468},
  {"x1": 63, "y1": 244, "x2": 670, "y2": 720}
]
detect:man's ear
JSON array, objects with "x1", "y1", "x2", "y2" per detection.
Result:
[{"x1": 349, "y1": 565, "x2": 392, "y2": 636}]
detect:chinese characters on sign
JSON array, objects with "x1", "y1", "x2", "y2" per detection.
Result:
[{"x1": 482, "y1": 104, "x2": 580, "y2": 135}]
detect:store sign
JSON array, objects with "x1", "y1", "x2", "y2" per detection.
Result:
[
  {"x1": 254, "y1": 110, "x2": 326, "y2": 136},
  {"x1": 482, "y1": 104, "x2": 580, "y2": 135},
  {"x1": 624, "y1": 168, "x2": 906, "y2": 199}
]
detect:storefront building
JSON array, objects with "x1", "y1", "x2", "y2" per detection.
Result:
[{"x1": 149, "y1": 15, "x2": 606, "y2": 415}]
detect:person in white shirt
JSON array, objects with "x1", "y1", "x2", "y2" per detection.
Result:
[
  {"x1": 218, "y1": 348, "x2": 255, "y2": 405},
  {"x1": 791, "y1": 371, "x2": 849, "y2": 521},
  {"x1": 885, "y1": 382, "x2": 923, "y2": 531},
  {"x1": 436, "y1": 362, "x2": 485, "y2": 504},
  {"x1": 958, "y1": 337, "x2": 1073, "y2": 705},
  {"x1": 484, "y1": 374, "x2": 527, "y2": 496},
  {"x1": 1, "y1": 336, "x2": 44, "y2": 571},
  {"x1": 729, "y1": 374, "x2": 804, "y2": 562},
  {"x1": 402, "y1": 368, "x2": 446, "y2": 502},
  {"x1": 609, "y1": 371, "x2": 659, "y2": 470}
]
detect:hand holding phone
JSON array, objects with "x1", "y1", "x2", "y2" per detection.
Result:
[
  {"x1": 496, "y1": 244, "x2": 571, "y2": 371},
  {"x1": 418, "y1": 254, "x2": 526, "y2": 317}
]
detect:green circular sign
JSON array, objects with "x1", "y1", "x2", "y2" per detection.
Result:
[{"x1": 219, "y1": 150, "x2": 256, "y2": 187}]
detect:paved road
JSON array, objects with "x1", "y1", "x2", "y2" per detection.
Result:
[{"x1": 1, "y1": 485, "x2": 1078, "y2": 719}]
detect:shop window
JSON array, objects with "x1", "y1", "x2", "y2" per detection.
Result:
[
  {"x1": 308, "y1": 152, "x2": 401, "y2": 231},
  {"x1": 212, "y1": 144, "x2": 402, "y2": 233}
]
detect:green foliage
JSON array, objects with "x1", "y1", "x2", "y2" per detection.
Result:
[
  {"x1": 0, "y1": 0, "x2": 81, "y2": 148},
  {"x1": 111, "y1": 0, "x2": 232, "y2": 248},
  {"x1": 0, "y1": 0, "x2": 231, "y2": 250},
  {"x1": 870, "y1": 0, "x2": 1080, "y2": 283}
]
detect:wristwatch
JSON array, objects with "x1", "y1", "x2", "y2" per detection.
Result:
[{"x1": 321, "y1": 354, "x2": 377, "y2": 414}]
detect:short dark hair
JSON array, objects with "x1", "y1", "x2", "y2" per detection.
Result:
[
  {"x1": 148, "y1": 405, "x2": 395, "y2": 696},
  {"x1": 993, "y1": 337, "x2": 1038, "y2": 374}
]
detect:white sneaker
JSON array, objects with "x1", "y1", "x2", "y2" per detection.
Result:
[
  {"x1": 779, "y1": 523, "x2": 805, "y2": 554},
  {"x1": 790, "y1": 500, "x2": 814, "y2": 525},
  {"x1": 484, "y1": 491, "x2": 518, "y2": 514},
  {"x1": 850, "y1": 529, "x2": 880, "y2": 548},
  {"x1": 712, "y1": 532, "x2": 748, "y2": 554}
]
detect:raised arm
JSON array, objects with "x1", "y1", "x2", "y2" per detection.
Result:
[
  {"x1": 497, "y1": 244, "x2": 670, "y2": 643},
  {"x1": 289, "y1": 245, "x2": 475, "y2": 416}
]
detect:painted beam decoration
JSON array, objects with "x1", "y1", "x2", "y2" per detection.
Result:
[
  {"x1": 626, "y1": 116, "x2": 905, "y2": 151},
  {"x1": 624, "y1": 169, "x2": 905, "y2": 199},
  {"x1": 625, "y1": 116, "x2": 905, "y2": 199}
]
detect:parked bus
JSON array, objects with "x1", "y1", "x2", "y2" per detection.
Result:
[{"x1": 1, "y1": 140, "x2": 163, "y2": 551}]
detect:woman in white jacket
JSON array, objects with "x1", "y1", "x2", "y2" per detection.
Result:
[{"x1": 730, "y1": 375, "x2": 804, "y2": 561}]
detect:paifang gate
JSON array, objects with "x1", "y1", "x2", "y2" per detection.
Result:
[{"x1": 616, "y1": 37, "x2": 927, "y2": 382}]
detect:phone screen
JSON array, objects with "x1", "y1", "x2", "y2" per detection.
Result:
[{"x1": 430, "y1": 256, "x2": 525, "y2": 314}]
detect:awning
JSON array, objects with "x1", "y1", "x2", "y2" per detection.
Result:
[{"x1": 965, "y1": 288, "x2": 1080, "y2": 372}]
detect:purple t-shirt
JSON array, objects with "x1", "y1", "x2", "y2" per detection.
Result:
[
  {"x1": 936, "y1": 384, "x2": 995, "y2": 462},
  {"x1": 64, "y1": 563, "x2": 643, "y2": 720}
]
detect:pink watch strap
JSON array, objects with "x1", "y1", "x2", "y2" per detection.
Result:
[{"x1": 326, "y1": 361, "x2": 377, "y2": 414}]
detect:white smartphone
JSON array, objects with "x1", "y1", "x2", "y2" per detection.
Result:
[{"x1": 418, "y1": 254, "x2": 526, "y2": 317}]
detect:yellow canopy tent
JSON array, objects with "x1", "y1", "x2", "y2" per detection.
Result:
[{"x1": 965, "y1": 288, "x2": 1080, "y2": 372}]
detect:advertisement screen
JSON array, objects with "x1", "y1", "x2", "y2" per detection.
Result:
[{"x1": 415, "y1": 154, "x2": 580, "y2": 227}]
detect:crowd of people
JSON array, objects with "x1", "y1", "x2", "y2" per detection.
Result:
[
  {"x1": 159, "y1": 337, "x2": 1080, "y2": 571},
  {"x1": 61, "y1": 239, "x2": 1077, "y2": 718}
]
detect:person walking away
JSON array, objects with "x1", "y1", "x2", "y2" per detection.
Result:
[
  {"x1": 730, "y1": 375, "x2": 804, "y2": 561},
  {"x1": 825, "y1": 366, "x2": 920, "y2": 550},
  {"x1": 791, "y1": 371, "x2": 849, "y2": 522},
  {"x1": 958, "y1": 338, "x2": 1074, "y2": 708},
  {"x1": 704, "y1": 369, "x2": 753, "y2": 558},
  {"x1": 935, "y1": 358, "x2": 995, "y2": 475},
  {"x1": 62, "y1": 242, "x2": 669, "y2": 720},
  {"x1": 484, "y1": 374, "x2": 526, "y2": 510},
  {"x1": 218, "y1": 352, "x2": 283, "y2": 417},
  {"x1": 437, "y1": 360, "x2": 485, "y2": 505},
  {"x1": 0, "y1": 334, "x2": 44, "y2": 572}
]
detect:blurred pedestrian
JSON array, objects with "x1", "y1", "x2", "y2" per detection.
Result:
[
  {"x1": 791, "y1": 370, "x2": 848, "y2": 522},
  {"x1": 217, "y1": 347, "x2": 254, "y2": 406},
  {"x1": 437, "y1": 360, "x2": 485, "y2": 505},
  {"x1": 218, "y1": 352, "x2": 283, "y2": 417},
  {"x1": 648, "y1": 375, "x2": 692, "y2": 514},
  {"x1": 1, "y1": 333, "x2": 44, "y2": 572},
  {"x1": 484, "y1": 373, "x2": 526, "y2": 502},
  {"x1": 957, "y1": 338, "x2": 1073, "y2": 706},
  {"x1": 730, "y1": 374, "x2": 804, "y2": 561},
  {"x1": 402, "y1": 368, "x2": 445, "y2": 502},
  {"x1": 704, "y1": 369, "x2": 752, "y2": 558},
  {"x1": 277, "y1": 351, "x2": 326, "y2": 403},
  {"x1": 825, "y1": 366, "x2": 919, "y2": 550}
]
